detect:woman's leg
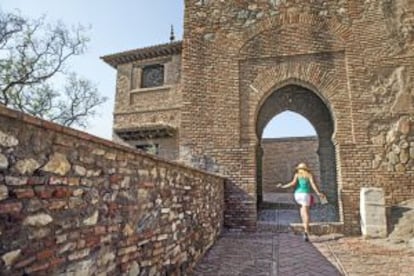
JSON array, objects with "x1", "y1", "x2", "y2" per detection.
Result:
[{"x1": 300, "y1": 205, "x2": 310, "y2": 234}]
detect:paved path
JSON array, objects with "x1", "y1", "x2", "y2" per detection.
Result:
[
  {"x1": 194, "y1": 193, "x2": 414, "y2": 275},
  {"x1": 193, "y1": 232, "x2": 342, "y2": 276},
  {"x1": 194, "y1": 231, "x2": 414, "y2": 275}
]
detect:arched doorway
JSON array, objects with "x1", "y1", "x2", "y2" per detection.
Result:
[{"x1": 256, "y1": 84, "x2": 339, "y2": 224}]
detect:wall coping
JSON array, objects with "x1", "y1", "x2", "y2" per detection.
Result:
[
  {"x1": 0, "y1": 104, "x2": 226, "y2": 180},
  {"x1": 262, "y1": 136, "x2": 318, "y2": 143}
]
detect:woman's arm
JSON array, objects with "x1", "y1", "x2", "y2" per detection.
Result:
[
  {"x1": 309, "y1": 175, "x2": 324, "y2": 196},
  {"x1": 278, "y1": 174, "x2": 298, "y2": 189}
]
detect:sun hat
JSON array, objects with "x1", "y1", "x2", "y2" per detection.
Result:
[{"x1": 296, "y1": 162, "x2": 309, "y2": 171}]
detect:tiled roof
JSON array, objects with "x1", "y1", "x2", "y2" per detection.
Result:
[{"x1": 101, "y1": 41, "x2": 182, "y2": 68}]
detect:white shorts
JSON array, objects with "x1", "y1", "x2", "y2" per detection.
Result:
[{"x1": 294, "y1": 192, "x2": 312, "y2": 206}]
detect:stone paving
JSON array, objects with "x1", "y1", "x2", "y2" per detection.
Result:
[
  {"x1": 193, "y1": 193, "x2": 414, "y2": 275},
  {"x1": 260, "y1": 193, "x2": 338, "y2": 223},
  {"x1": 193, "y1": 230, "x2": 414, "y2": 276}
]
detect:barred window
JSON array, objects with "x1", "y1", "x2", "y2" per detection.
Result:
[{"x1": 141, "y1": 64, "x2": 164, "y2": 88}]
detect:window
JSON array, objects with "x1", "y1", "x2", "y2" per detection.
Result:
[
  {"x1": 141, "y1": 64, "x2": 164, "y2": 88},
  {"x1": 136, "y1": 144, "x2": 159, "y2": 155}
]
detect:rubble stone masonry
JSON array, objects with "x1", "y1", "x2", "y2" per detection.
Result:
[{"x1": 0, "y1": 106, "x2": 224, "y2": 275}]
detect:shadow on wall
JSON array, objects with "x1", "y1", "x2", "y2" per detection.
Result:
[{"x1": 224, "y1": 179, "x2": 258, "y2": 231}]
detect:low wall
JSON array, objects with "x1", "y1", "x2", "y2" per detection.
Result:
[
  {"x1": 262, "y1": 137, "x2": 320, "y2": 193},
  {"x1": 0, "y1": 106, "x2": 225, "y2": 275}
]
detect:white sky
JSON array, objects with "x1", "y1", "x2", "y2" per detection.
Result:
[{"x1": 1, "y1": 0, "x2": 316, "y2": 139}]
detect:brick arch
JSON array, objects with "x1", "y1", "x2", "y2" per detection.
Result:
[
  {"x1": 248, "y1": 63, "x2": 342, "y2": 142},
  {"x1": 255, "y1": 85, "x2": 334, "y2": 141},
  {"x1": 254, "y1": 83, "x2": 335, "y2": 147},
  {"x1": 254, "y1": 83, "x2": 339, "y2": 220},
  {"x1": 253, "y1": 68, "x2": 340, "y2": 115}
]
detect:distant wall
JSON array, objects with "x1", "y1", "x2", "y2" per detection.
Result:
[
  {"x1": 0, "y1": 106, "x2": 224, "y2": 275},
  {"x1": 262, "y1": 137, "x2": 320, "y2": 193}
]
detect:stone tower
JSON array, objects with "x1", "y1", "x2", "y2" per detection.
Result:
[{"x1": 103, "y1": 0, "x2": 414, "y2": 234}]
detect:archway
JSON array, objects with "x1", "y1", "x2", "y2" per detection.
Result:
[
  {"x1": 256, "y1": 84, "x2": 339, "y2": 224},
  {"x1": 261, "y1": 111, "x2": 319, "y2": 199}
]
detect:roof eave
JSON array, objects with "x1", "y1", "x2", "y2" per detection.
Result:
[{"x1": 101, "y1": 40, "x2": 183, "y2": 69}]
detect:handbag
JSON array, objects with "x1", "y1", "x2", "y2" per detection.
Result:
[{"x1": 310, "y1": 194, "x2": 315, "y2": 206}]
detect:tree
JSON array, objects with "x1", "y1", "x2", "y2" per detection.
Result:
[{"x1": 0, "y1": 8, "x2": 107, "y2": 128}]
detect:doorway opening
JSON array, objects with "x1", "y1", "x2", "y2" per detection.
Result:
[{"x1": 256, "y1": 85, "x2": 339, "y2": 228}]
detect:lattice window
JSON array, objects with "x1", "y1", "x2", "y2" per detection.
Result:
[{"x1": 141, "y1": 64, "x2": 164, "y2": 88}]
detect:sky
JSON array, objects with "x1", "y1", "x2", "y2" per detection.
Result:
[{"x1": 1, "y1": 0, "x2": 316, "y2": 140}]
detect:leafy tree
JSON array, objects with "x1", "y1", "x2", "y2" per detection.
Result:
[{"x1": 0, "y1": 8, "x2": 107, "y2": 127}]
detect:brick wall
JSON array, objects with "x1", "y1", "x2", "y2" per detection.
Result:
[
  {"x1": 0, "y1": 106, "x2": 224, "y2": 275},
  {"x1": 102, "y1": 0, "x2": 414, "y2": 235},
  {"x1": 112, "y1": 53, "x2": 182, "y2": 159},
  {"x1": 179, "y1": 0, "x2": 414, "y2": 234},
  {"x1": 262, "y1": 137, "x2": 320, "y2": 193}
]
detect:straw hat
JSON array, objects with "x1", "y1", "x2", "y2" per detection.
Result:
[{"x1": 296, "y1": 162, "x2": 310, "y2": 171}]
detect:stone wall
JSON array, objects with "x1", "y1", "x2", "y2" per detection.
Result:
[
  {"x1": 0, "y1": 106, "x2": 224, "y2": 275},
  {"x1": 262, "y1": 137, "x2": 320, "y2": 193}
]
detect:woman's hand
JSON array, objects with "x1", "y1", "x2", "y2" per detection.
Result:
[
  {"x1": 318, "y1": 192, "x2": 328, "y2": 204},
  {"x1": 318, "y1": 192, "x2": 326, "y2": 198},
  {"x1": 276, "y1": 183, "x2": 283, "y2": 188}
]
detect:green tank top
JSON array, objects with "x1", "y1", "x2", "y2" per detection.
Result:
[{"x1": 295, "y1": 176, "x2": 311, "y2": 193}]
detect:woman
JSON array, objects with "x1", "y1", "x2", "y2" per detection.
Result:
[{"x1": 277, "y1": 162, "x2": 325, "y2": 241}]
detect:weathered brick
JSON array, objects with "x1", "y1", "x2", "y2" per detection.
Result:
[
  {"x1": 27, "y1": 177, "x2": 48, "y2": 185},
  {"x1": 84, "y1": 236, "x2": 100, "y2": 248},
  {"x1": 0, "y1": 202, "x2": 23, "y2": 213},
  {"x1": 13, "y1": 188, "x2": 35, "y2": 199},
  {"x1": 34, "y1": 186, "x2": 53, "y2": 199},
  {"x1": 52, "y1": 187, "x2": 72, "y2": 198},
  {"x1": 47, "y1": 200, "x2": 67, "y2": 210},
  {"x1": 5, "y1": 176, "x2": 27, "y2": 186},
  {"x1": 68, "y1": 249, "x2": 90, "y2": 261},
  {"x1": 14, "y1": 256, "x2": 36, "y2": 269},
  {"x1": 48, "y1": 257, "x2": 65, "y2": 269},
  {"x1": 95, "y1": 226, "x2": 106, "y2": 235},
  {"x1": 25, "y1": 261, "x2": 49, "y2": 273},
  {"x1": 36, "y1": 249, "x2": 54, "y2": 260}
]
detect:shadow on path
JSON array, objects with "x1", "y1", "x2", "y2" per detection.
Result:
[{"x1": 193, "y1": 232, "x2": 343, "y2": 276}]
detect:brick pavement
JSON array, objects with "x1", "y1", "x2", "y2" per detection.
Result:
[
  {"x1": 313, "y1": 236, "x2": 414, "y2": 276},
  {"x1": 193, "y1": 231, "x2": 414, "y2": 276},
  {"x1": 194, "y1": 194, "x2": 414, "y2": 275},
  {"x1": 193, "y1": 231, "x2": 342, "y2": 276}
]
